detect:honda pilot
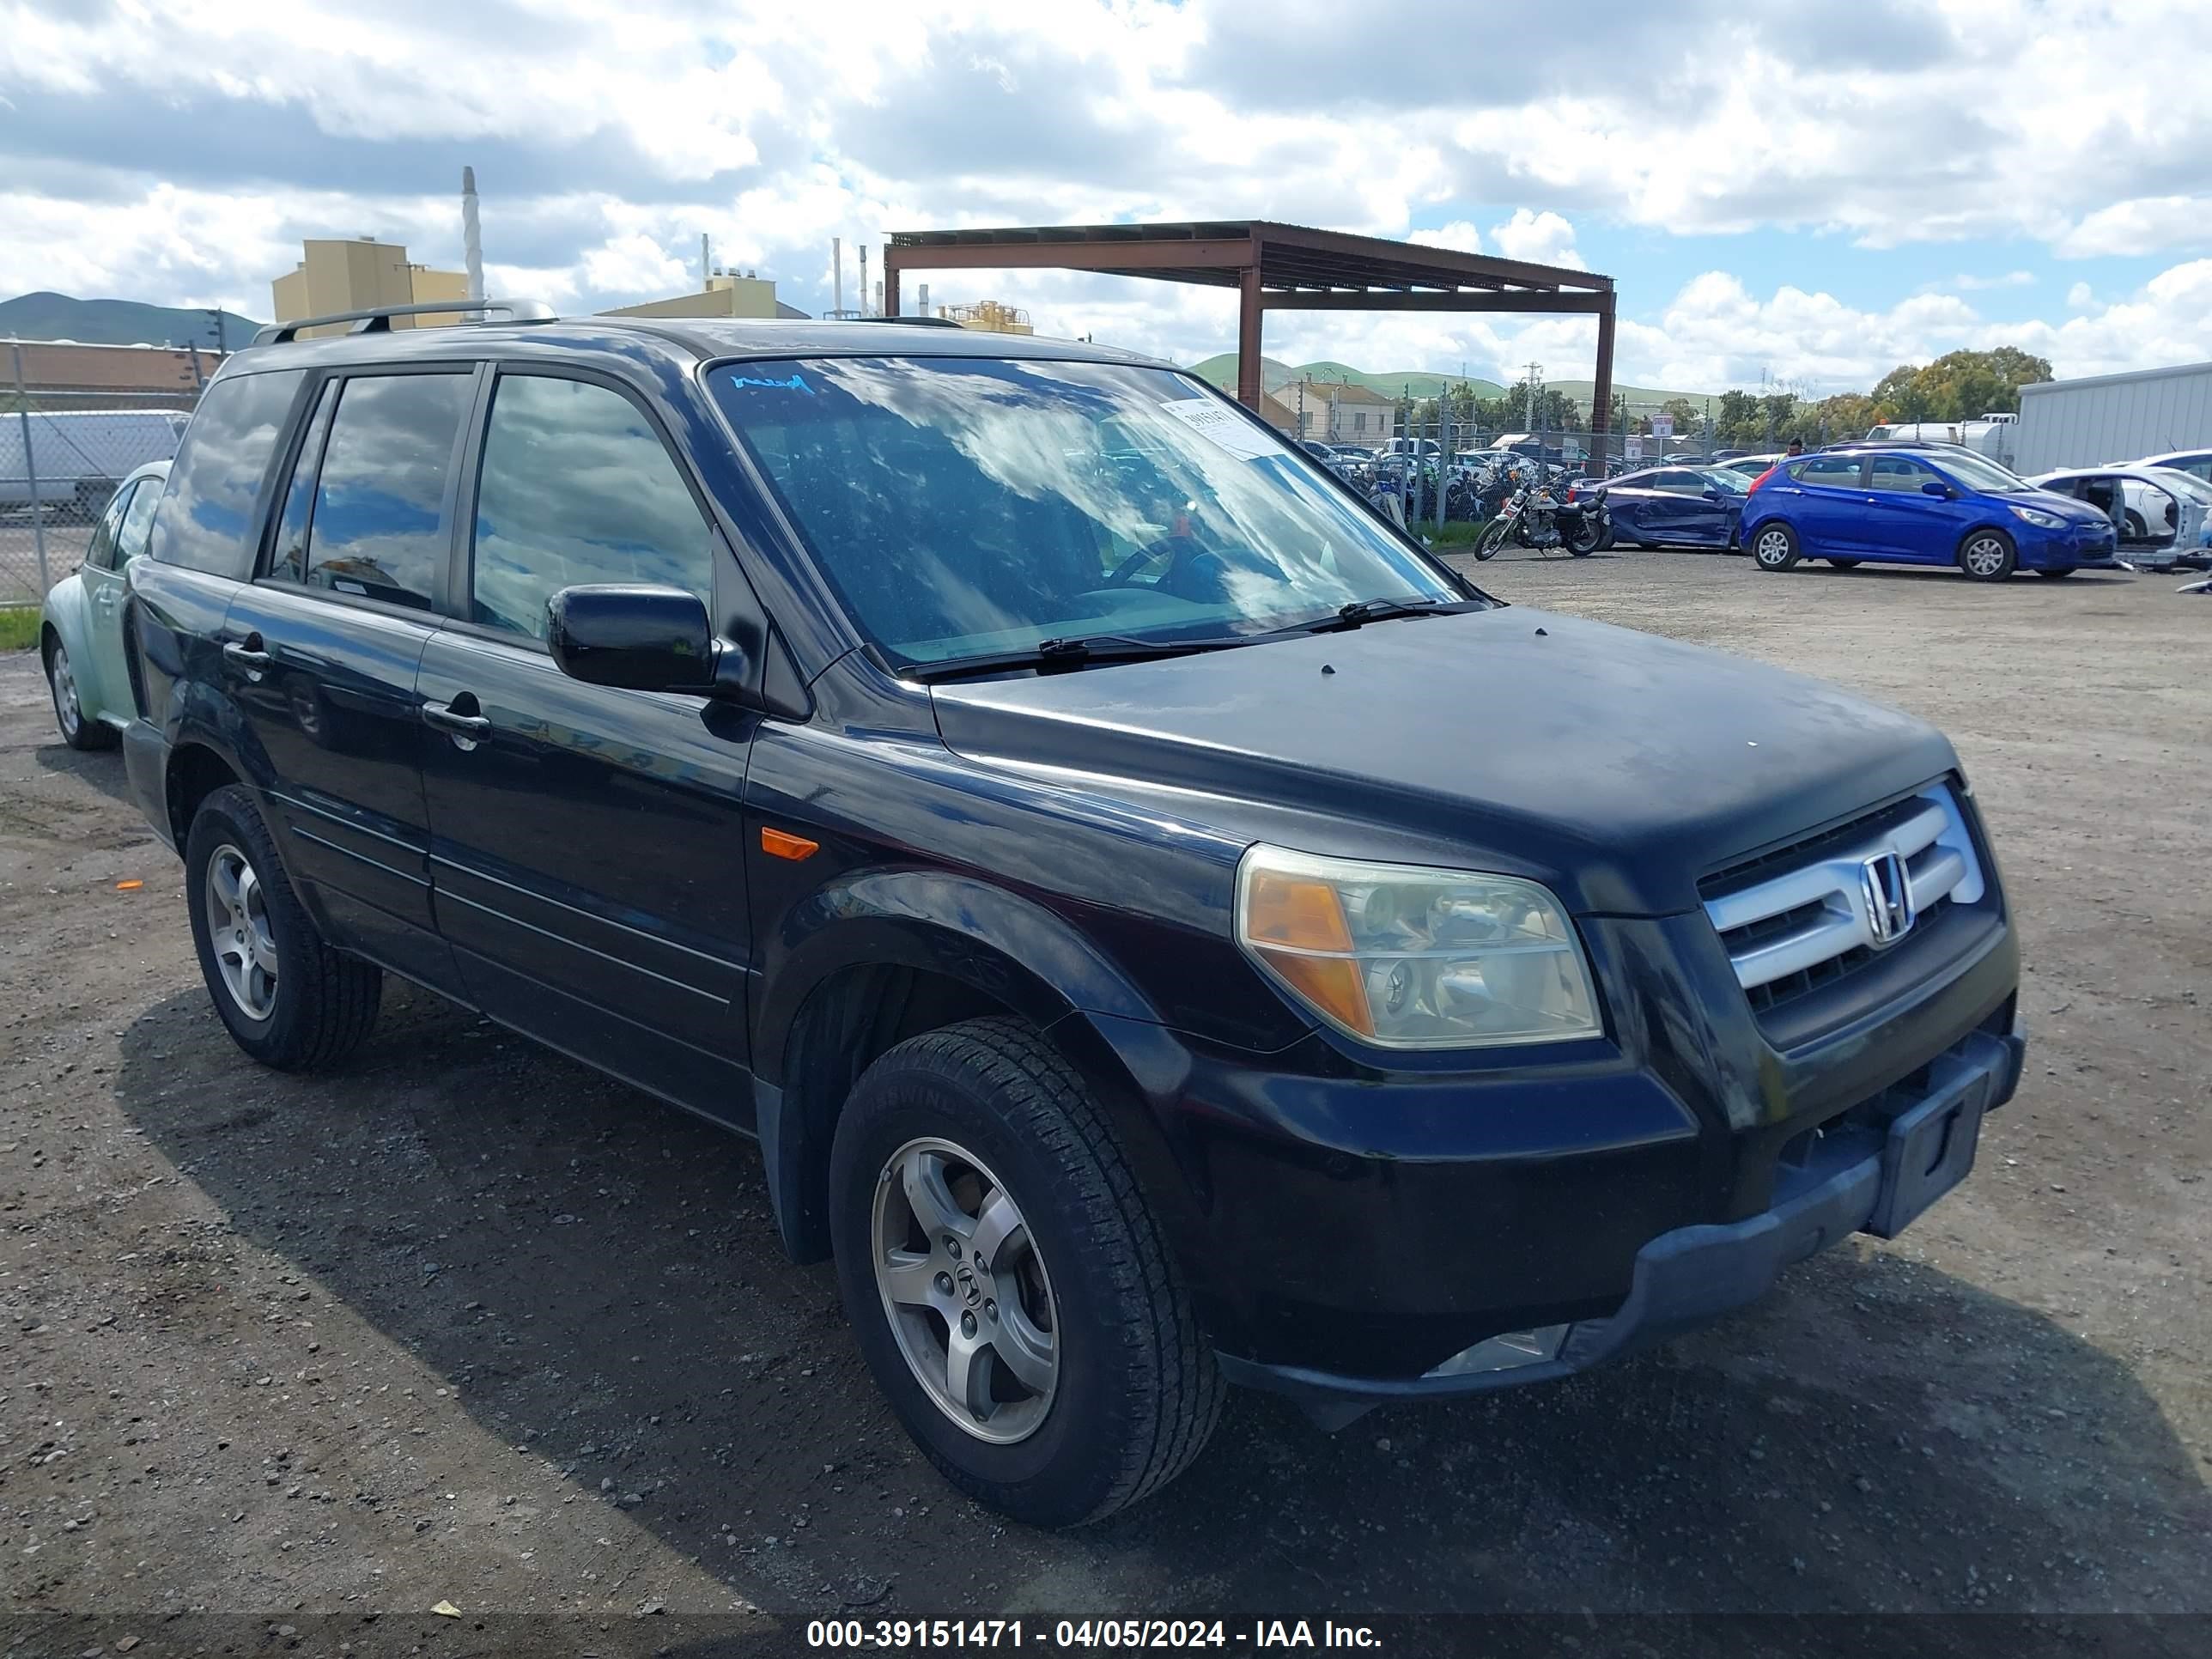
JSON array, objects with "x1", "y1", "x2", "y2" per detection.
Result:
[{"x1": 122, "y1": 305, "x2": 2026, "y2": 1527}]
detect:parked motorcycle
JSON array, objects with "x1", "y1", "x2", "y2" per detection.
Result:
[{"x1": 1472, "y1": 479, "x2": 1607, "y2": 561}]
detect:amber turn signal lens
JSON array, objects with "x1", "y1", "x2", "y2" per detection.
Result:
[
  {"x1": 1241, "y1": 867, "x2": 1372, "y2": 1036},
  {"x1": 759, "y1": 826, "x2": 819, "y2": 861}
]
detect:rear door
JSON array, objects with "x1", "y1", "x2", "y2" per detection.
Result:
[
  {"x1": 219, "y1": 365, "x2": 480, "y2": 995},
  {"x1": 1780, "y1": 454, "x2": 1868, "y2": 554},
  {"x1": 1860, "y1": 453, "x2": 1955, "y2": 562},
  {"x1": 415, "y1": 368, "x2": 758, "y2": 1117}
]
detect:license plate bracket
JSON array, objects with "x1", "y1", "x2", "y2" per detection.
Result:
[{"x1": 1862, "y1": 1060, "x2": 1992, "y2": 1240}]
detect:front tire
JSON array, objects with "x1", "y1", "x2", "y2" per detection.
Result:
[
  {"x1": 829, "y1": 1018, "x2": 1224, "y2": 1528},
  {"x1": 2036, "y1": 566, "x2": 2077, "y2": 579},
  {"x1": 185, "y1": 785, "x2": 382, "y2": 1070},
  {"x1": 1751, "y1": 523, "x2": 1801, "y2": 571},
  {"x1": 1827, "y1": 558, "x2": 1861, "y2": 569},
  {"x1": 1957, "y1": 529, "x2": 2017, "y2": 581},
  {"x1": 45, "y1": 638, "x2": 114, "y2": 750},
  {"x1": 1472, "y1": 520, "x2": 1507, "y2": 561}
]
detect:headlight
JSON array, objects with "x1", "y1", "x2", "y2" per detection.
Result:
[
  {"x1": 2010, "y1": 504, "x2": 2067, "y2": 529},
  {"x1": 1234, "y1": 845, "x2": 1601, "y2": 1048}
]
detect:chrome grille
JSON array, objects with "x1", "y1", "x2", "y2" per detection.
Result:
[{"x1": 1703, "y1": 787, "x2": 1984, "y2": 1003}]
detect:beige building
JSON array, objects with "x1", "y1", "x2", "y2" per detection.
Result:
[
  {"x1": 938, "y1": 301, "x2": 1033, "y2": 336},
  {"x1": 271, "y1": 238, "x2": 469, "y2": 337},
  {"x1": 602, "y1": 271, "x2": 785, "y2": 321},
  {"x1": 1284, "y1": 378, "x2": 1398, "y2": 447}
]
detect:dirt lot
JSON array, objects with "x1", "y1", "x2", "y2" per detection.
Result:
[{"x1": 3, "y1": 550, "x2": 2207, "y2": 1651}]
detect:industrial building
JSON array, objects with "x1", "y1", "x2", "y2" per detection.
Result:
[
  {"x1": 603, "y1": 270, "x2": 806, "y2": 322},
  {"x1": 938, "y1": 300, "x2": 1033, "y2": 336},
  {"x1": 270, "y1": 238, "x2": 469, "y2": 337}
]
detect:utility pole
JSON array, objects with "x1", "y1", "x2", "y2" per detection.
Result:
[
  {"x1": 1524, "y1": 362, "x2": 1542, "y2": 436},
  {"x1": 204, "y1": 308, "x2": 228, "y2": 357}
]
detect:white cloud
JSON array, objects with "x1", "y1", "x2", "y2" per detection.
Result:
[
  {"x1": 2056, "y1": 195, "x2": 2212, "y2": 258},
  {"x1": 1408, "y1": 221, "x2": 1481, "y2": 254},
  {"x1": 1930, "y1": 270, "x2": 2034, "y2": 293},
  {"x1": 1486, "y1": 209, "x2": 1583, "y2": 270}
]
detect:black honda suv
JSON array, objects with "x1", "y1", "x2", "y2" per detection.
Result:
[{"x1": 122, "y1": 305, "x2": 2025, "y2": 1527}]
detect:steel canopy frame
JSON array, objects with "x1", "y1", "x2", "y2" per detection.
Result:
[{"x1": 882, "y1": 220, "x2": 1617, "y2": 456}]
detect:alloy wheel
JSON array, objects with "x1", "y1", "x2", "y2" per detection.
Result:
[
  {"x1": 1964, "y1": 537, "x2": 2008, "y2": 578},
  {"x1": 1755, "y1": 529, "x2": 1792, "y2": 567},
  {"x1": 49, "y1": 647, "x2": 80, "y2": 738},
  {"x1": 204, "y1": 842, "x2": 280, "y2": 1020},
  {"x1": 871, "y1": 1136, "x2": 1060, "y2": 1444}
]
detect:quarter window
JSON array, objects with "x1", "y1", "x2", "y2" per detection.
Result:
[
  {"x1": 149, "y1": 369, "x2": 307, "y2": 578},
  {"x1": 302, "y1": 373, "x2": 474, "y2": 611},
  {"x1": 468, "y1": 374, "x2": 715, "y2": 641},
  {"x1": 269, "y1": 381, "x2": 339, "y2": 584}
]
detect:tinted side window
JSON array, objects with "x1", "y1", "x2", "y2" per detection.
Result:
[
  {"x1": 149, "y1": 369, "x2": 307, "y2": 577},
  {"x1": 303, "y1": 373, "x2": 474, "y2": 611},
  {"x1": 83, "y1": 481, "x2": 137, "y2": 570},
  {"x1": 469, "y1": 374, "x2": 714, "y2": 641},
  {"x1": 1867, "y1": 456, "x2": 1936, "y2": 492},
  {"x1": 269, "y1": 381, "x2": 339, "y2": 583},
  {"x1": 1793, "y1": 456, "x2": 1861, "y2": 487}
]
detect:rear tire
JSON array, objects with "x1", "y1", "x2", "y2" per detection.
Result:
[
  {"x1": 1751, "y1": 523, "x2": 1801, "y2": 571},
  {"x1": 2124, "y1": 510, "x2": 2147, "y2": 541},
  {"x1": 45, "y1": 638, "x2": 114, "y2": 750},
  {"x1": 829, "y1": 1017, "x2": 1224, "y2": 1528},
  {"x1": 1957, "y1": 529, "x2": 2017, "y2": 581},
  {"x1": 185, "y1": 785, "x2": 382, "y2": 1071}
]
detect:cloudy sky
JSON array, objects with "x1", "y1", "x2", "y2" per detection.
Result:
[{"x1": 4, "y1": 0, "x2": 2211, "y2": 394}]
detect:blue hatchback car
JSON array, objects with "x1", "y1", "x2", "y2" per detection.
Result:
[{"x1": 1741, "y1": 447, "x2": 2119, "y2": 580}]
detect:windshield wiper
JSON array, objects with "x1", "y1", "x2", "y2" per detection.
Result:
[
  {"x1": 909, "y1": 632, "x2": 1253, "y2": 683},
  {"x1": 1264, "y1": 596, "x2": 1486, "y2": 638}
]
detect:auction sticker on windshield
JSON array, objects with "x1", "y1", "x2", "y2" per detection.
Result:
[{"x1": 1157, "y1": 397, "x2": 1280, "y2": 460}]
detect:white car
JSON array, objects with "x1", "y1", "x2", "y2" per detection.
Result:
[
  {"x1": 2029, "y1": 465, "x2": 2212, "y2": 568},
  {"x1": 2130, "y1": 449, "x2": 2212, "y2": 487}
]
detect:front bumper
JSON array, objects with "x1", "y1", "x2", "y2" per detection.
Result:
[{"x1": 1218, "y1": 1023, "x2": 2024, "y2": 1418}]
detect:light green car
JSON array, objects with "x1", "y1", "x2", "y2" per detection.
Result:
[{"x1": 39, "y1": 459, "x2": 167, "y2": 750}]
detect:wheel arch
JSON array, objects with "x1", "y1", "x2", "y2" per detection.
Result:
[{"x1": 752, "y1": 873, "x2": 1191, "y2": 1267}]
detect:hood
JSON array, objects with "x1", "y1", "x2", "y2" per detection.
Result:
[
  {"x1": 929, "y1": 608, "x2": 1957, "y2": 917},
  {"x1": 2023, "y1": 488, "x2": 2123, "y2": 527}
]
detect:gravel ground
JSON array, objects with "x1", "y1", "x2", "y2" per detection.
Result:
[{"x1": 2, "y1": 549, "x2": 2207, "y2": 1653}]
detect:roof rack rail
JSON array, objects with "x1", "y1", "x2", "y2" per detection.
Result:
[{"x1": 251, "y1": 299, "x2": 558, "y2": 347}]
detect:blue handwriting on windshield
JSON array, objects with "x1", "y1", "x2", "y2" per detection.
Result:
[{"x1": 724, "y1": 373, "x2": 814, "y2": 393}]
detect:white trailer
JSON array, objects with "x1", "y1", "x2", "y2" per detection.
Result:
[{"x1": 2009, "y1": 360, "x2": 2212, "y2": 477}]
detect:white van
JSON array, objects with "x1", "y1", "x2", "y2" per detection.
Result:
[
  {"x1": 1863, "y1": 415, "x2": 2017, "y2": 468},
  {"x1": 0, "y1": 409, "x2": 191, "y2": 518}
]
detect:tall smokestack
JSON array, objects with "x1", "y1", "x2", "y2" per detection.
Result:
[
  {"x1": 460, "y1": 166, "x2": 483, "y2": 301},
  {"x1": 858, "y1": 246, "x2": 870, "y2": 318},
  {"x1": 918, "y1": 282, "x2": 929, "y2": 319},
  {"x1": 833, "y1": 237, "x2": 843, "y2": 318},
  {"x1": 701, "y1": 233, "x2": 711, "y2": 288}
]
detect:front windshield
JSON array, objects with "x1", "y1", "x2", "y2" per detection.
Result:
[
  {"x1": 2145, "y1": 469, "x2": 2212, "y2": 505},
  {"x1": 710, "y1": 357, "x2": 1463, "y2": 667},
  {"x1": 1935, "y1": 451, "x2": 2032, "y2": 493}
]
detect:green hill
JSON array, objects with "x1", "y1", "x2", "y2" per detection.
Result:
[
  {"x1": 1186, "y1": 352, "x2": 1716, "y2": 414},
  {"x1": 0, "y1": 291, "x2": 264, "y2": 349}
]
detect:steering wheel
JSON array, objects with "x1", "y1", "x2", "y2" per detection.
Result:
[{"x1": 1105, "y1": 536, "x2": 1193, "y2": 588}]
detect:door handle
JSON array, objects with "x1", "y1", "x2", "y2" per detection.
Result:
[
  {"x1": 421, "y1": 699, "x2": 492, "y2": 738},
  {"x1": 223, "y1": 638, "x2": 273, "y2": 672}
]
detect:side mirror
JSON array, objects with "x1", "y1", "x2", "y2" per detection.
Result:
[
  {"x1": 547, "y1": 584, "x2": 738, "y2": 696},
  {"x1": 1920, "y1": 480, "x2": 1953, "y2": 499},
  {"x1": 1704, "y1": 486, "x2": 1725, "y2": 501}
]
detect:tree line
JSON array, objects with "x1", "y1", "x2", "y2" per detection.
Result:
[{"x1": 1414, "y1": 347, "x2": 2055, "y2": 449}]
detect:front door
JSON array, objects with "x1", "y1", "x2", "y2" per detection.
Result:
[
  {"x1": 1860, "y1": 453, "x2": 1955, "y2": 563},
  {"x1": 220, "y1": 366, "x2": 481, "y2": 996},
  {"x1": 414, "y1": 368, "x2": 757, "y2": 1120},
  {"x1": 73, "y1": 477, "x2": 147, "y2": 722}
]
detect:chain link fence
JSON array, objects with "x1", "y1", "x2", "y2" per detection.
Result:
[{"x1": 3, "y1": 373, "x2": 198, "y2": 604}]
